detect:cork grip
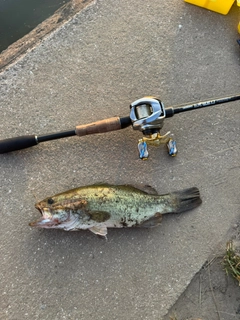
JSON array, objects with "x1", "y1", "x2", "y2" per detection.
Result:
[{"x1": 75, "y1": 117, "x2": 122, "y2": 136}]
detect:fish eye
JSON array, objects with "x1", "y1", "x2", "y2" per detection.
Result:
[{"x1": 47, "y1": 198, "x2": 54, "y2": 205}]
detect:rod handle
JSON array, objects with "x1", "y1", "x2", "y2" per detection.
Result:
[
  {"x1": 0, "y1": 135, "x2": 38, "y2": 154},
  {"x1": 75, "y1": 117, "x2": 123, "y2": 136}
]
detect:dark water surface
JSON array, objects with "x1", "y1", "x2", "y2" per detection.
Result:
[{"x1": 0, "y1": 0, "x2": 68, "y2": 53}]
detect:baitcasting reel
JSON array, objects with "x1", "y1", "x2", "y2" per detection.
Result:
[{"x1": 130, "y1": 97, "x2": 177, "y2": 159}]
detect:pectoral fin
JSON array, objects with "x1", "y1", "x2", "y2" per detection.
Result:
[{"x1": 89, "y1": 225, "x2": 108, "y2": 237}]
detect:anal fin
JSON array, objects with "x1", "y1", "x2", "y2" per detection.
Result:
[{"x1": 138, "y1": 213, "x2": 162, "y2": 228}]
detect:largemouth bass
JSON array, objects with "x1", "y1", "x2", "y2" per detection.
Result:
[{"x1": 29, "y1": 184, "x2": 202, "y2": 237}]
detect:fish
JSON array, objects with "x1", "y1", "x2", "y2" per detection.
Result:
[{"x1": 29, "y1": 184, "x2": 202, "y2": 237}]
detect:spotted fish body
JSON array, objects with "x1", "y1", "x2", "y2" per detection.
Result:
[{"x1": 30, "y1": 184, "x2": 202, "y2": 237}]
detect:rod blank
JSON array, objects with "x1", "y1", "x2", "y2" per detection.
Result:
[{"x1": 169, "y1": 95, "x2": 240, "y2": 114}]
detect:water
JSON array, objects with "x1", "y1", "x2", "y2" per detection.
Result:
[{"x1": 0, "y1": 0, "x2": 67, "y2": 53}]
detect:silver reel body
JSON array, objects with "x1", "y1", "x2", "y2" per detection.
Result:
[{"x1": 130, "y1": 97, "x2": 166, "y2": 133}]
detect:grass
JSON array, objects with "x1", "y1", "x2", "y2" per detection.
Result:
[{"x1": 223, "y1": 240, "x2": 240, "y2": 285}]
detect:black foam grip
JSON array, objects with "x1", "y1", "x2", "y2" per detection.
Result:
[{"x1": 0, "y1": 135, "x2": 38, "y2": 153}]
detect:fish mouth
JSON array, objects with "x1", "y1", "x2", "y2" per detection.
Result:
[{"x1": 29, "y1": 205, "x2": 58, "y2": 228}]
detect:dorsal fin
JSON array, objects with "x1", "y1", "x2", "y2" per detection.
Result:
[
  {"x1": 140, "y1": 185, "x2": 158, "y2": 195},
  {"x1": 121, "y1": 184, "x2": 158, "y2": 195},
  {"x1": 79, "y1": 183, "x2": 158, "y2": 195}
]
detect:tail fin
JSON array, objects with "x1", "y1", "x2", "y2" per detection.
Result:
[{"x1": 173, "y1": 187, "x2": 202, "y2": 213}]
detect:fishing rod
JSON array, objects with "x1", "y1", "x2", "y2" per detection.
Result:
[{"x1": 0, "y1": 94, "x2": 239, "y2": 159}]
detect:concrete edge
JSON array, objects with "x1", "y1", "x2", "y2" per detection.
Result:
[
  {"x1": 162, "y1": 219, "x2": 240, "y2": 318},
  {"x1": 0, "y1": 0, "x2": 95, "y2": 73}
]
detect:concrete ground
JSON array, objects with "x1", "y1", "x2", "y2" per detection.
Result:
[
  {"x1": 0, "y1": 0, "x2": 239, "y2": 319},
  {"x1": 164, "y1": 227, "x2": 240, "y2": 320}
]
